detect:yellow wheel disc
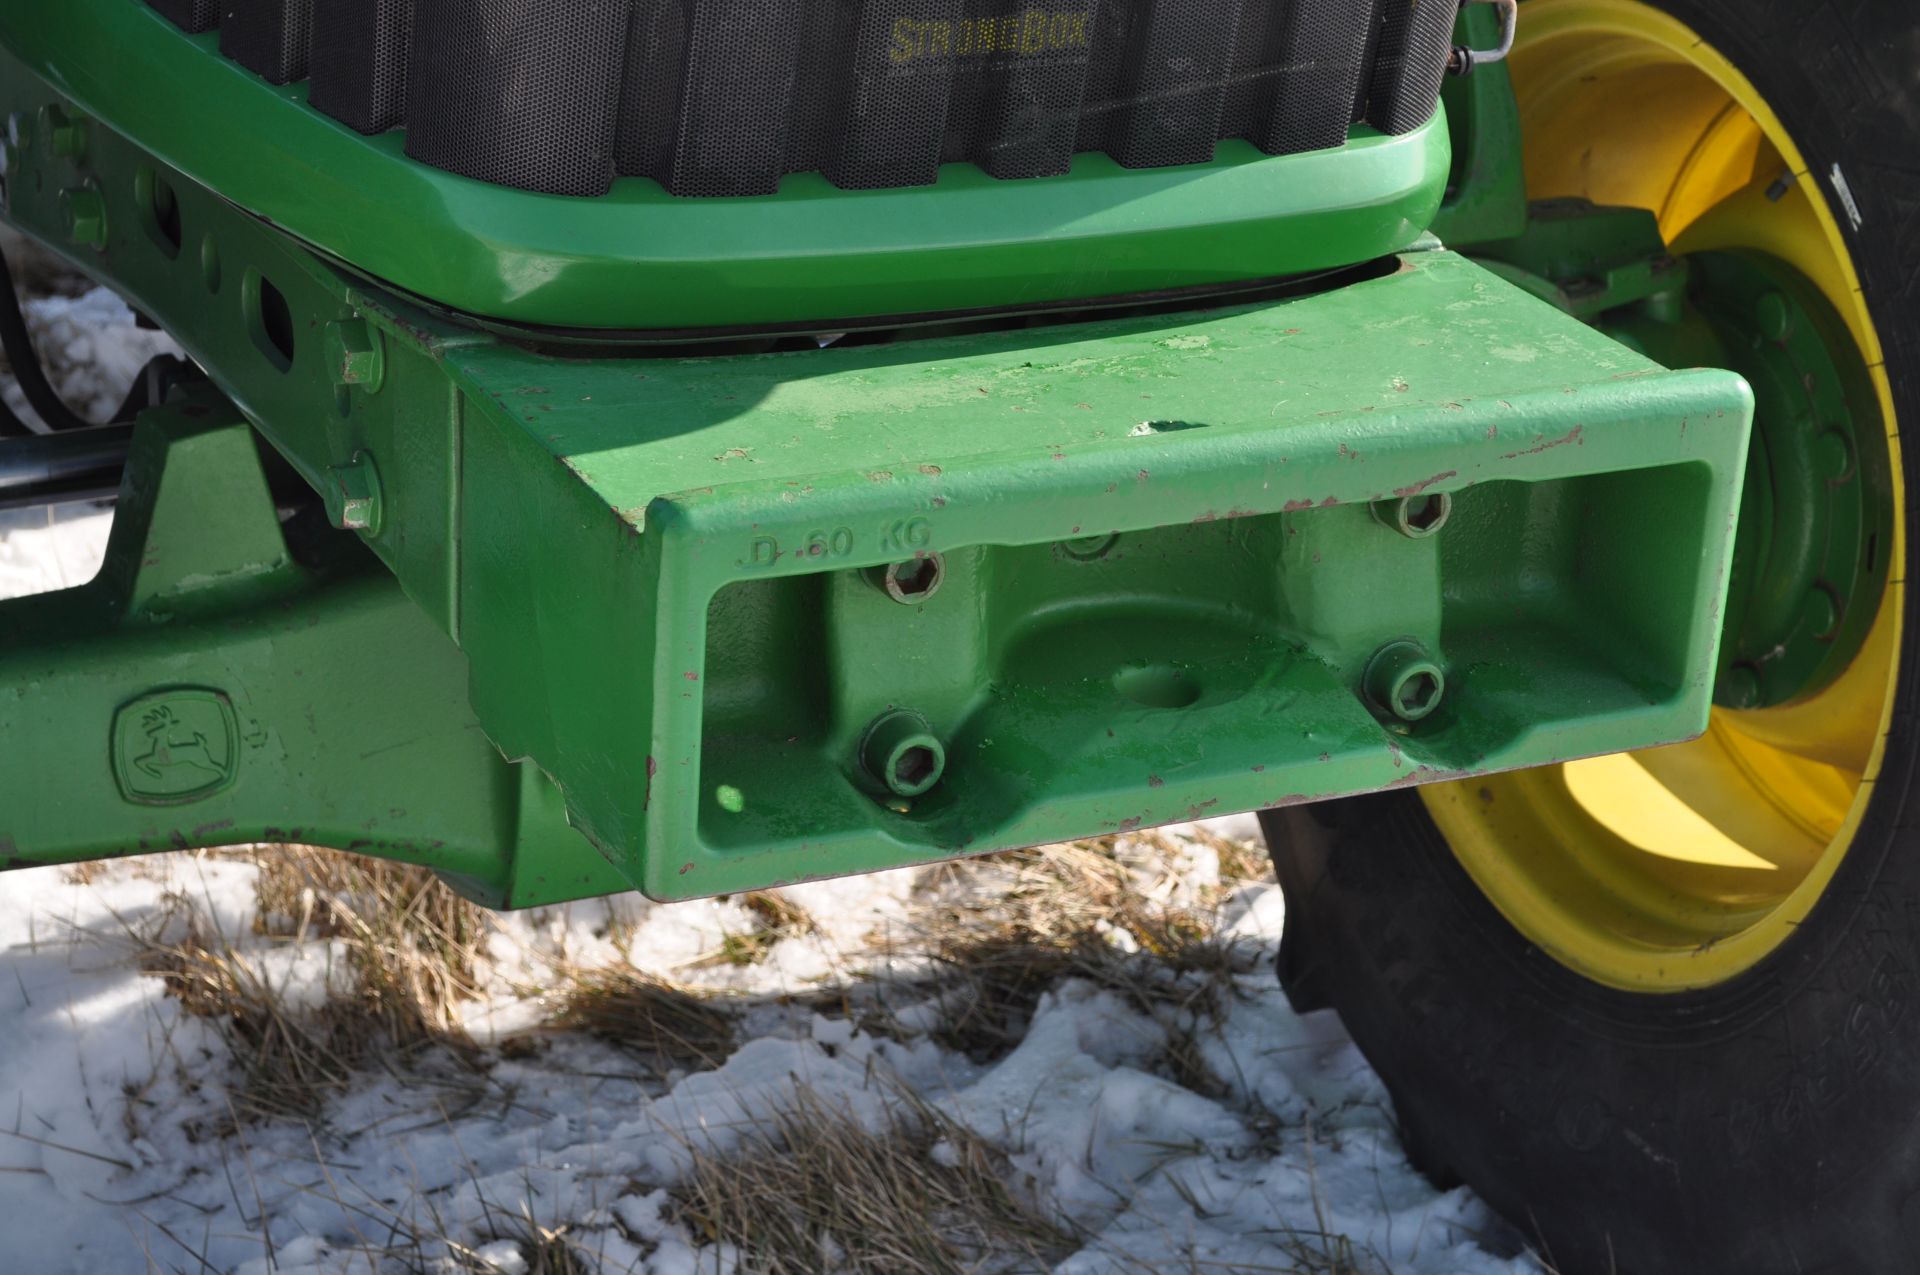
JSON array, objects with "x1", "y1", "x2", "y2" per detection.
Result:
[{"x1": 1422, "y1": 0, "x2": 1906, "y2": 990}]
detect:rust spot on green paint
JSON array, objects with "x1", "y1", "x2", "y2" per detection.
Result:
[
  {"x1": 1504, "y1": 424, "x2": 1585, "y2": 458},
  {"x1": 1394, "y1": 470, "x2": 1457, "y2": 498}
]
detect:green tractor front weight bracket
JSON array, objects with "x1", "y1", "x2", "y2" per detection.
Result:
[{"x1": 0, "y1": 69, "x2": 1757, "y2": 906}]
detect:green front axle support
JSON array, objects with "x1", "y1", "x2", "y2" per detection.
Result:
[
  {"x1": 0, "y1": 81, "x2": 1757, "y2": 906},
  {"x1": 0, "y1": 404, "x2": 629, "y2": 907}
]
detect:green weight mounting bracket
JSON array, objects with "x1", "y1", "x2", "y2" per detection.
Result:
[{"x1": 0, "y1": 63, "x2": 1756, "y2": 904}]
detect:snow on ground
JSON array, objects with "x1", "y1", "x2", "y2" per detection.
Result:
[
  {"x1": 0, "y1": 285, "x2": 182, "y2": 428},
  {"x1": 0, "y1": 845, "x2": 1543, "y2": 1275},
  {"x1": 0, "y1": 262, "x2": 1548, "y2": 1273},
  {"x1": 0, "y1": 231, "x2": 176, "y2": 593},
  {"x1": 0, "y1": 227, "x2": 182, "y2": 431}
]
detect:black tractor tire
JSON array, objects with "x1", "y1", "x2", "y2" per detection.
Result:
[{"x1": 1262, "y1": 2, "x2": 1920, "y2": 1272}]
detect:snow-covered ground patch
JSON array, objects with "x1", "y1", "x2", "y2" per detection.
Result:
[
  {"x1": 0, "y1": 256, "x2": 1549, "y2": 1273},
  {"x1": 0, "y1": 838, "x2": 1544, "y2": 1275}
]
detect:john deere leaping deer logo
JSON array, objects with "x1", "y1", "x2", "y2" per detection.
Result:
[{"x1": 111, "y1": 689, "x2": 239, "y2": 805}]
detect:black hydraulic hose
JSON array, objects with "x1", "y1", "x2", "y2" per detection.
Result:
[
  {"x1": 0, "y1": 389, "x2": 33, "y2": 439},
  {"x1": 0, "y1": 249, "x2": 93, "y2": 433}
]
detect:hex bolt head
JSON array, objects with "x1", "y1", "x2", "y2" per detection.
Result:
[
  {"x1": 59, "y1": 186, "x2": 105, "y2": 249},
  {"x1": 1372, "y1": 492, "x2": 1453, "y2": 539},
  {"x1": 1363, "y1": 641, "x2": 1447, "y2": 724},
  {"x1": 1062, "y1": 532, "x2": 1120, "y2": 561},
  {"x1": 323, "y1": 451, "x2": 383, "y2": 535},
  {"x1": 40, "y1": 105, "x2": 87, "y2": 161},
  {"x1": 324, "y1": 318, "x2": 386, "y2": 392},
  {"x1": 860, "y1": 710, "x2": 947, "y2": 799}
]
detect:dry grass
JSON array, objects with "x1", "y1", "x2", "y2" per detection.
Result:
[
  {"x1": 702, "y1": 890, "x2": 819, "y2": 968},
  {"x1": 671, "y1": 1085, "x2": 1077, "y2": 1274},
  {"x1": 513, "y1": 1228, "x2": 592, "y2": 1275},
  {"x1": 123, "y1": 830, "x2": 1265, "y2": 1132},
  {"x1": 869, "y1": 835, "x2": 1265, "y2": 1068},
  {"x1": 100, "y1": 826, "x2": 1377, "y2": 1270},
  {"x1": 132, "y1": 846, "x2": 489, "y2": 1124},
  {"x1": 62, "y1": 859, "x2": 107, "y2": 885},
  {"x1": 458, "y1": 1216, "x2": 593, "y2": 1275},
  {"x1": 251, "y1": 845, "x2": 487, "y2": 1043},
  {"x1": 143, "y1": 911, "x2": 363, "y2": 1123},
  {"x1": 547, "y1": 967, "x2": 736, "y2": 1072}
]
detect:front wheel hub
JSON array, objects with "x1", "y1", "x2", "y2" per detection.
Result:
[{"x1": 1679, "y1": 252, "x2": 1892, "y2": 709}]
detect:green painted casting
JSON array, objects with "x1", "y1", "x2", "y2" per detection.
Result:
[
  {"x1": 0, "y1": 2, "x2": 1449, "y2": 333},
  {"x1": 1430, "y1": 2, "x2": 1528, "y2": 249},
  {"x1": 1472, "y1": 199, "x2": 1687, "y2": 321},
  {"x1": 0, "y1": 82, "x2": 1755, "y2": 904},
  {"x1": 0, "y1": 392, "x2": 630, "y2": 908},
  {"x1": 1474, "y1": 198, "x2": 1893, "y2": 709}
]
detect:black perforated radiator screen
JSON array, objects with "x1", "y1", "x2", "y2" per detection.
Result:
[{"x1": 159, "y1": 0, "x2": 1457, "y2": 198}]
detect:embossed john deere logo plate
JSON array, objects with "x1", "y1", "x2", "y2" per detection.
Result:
[{"x1": 111, "y1": 688, "x2": 239, "y2": 805}]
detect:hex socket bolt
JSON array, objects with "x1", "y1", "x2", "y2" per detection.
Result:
[
  {"x1": 1364, "y1": 641, "x2": 1447, "y2": 723},
  {"x1": 1372, "y1": 492, "x2": 1453, "y2": 539},
  {"x1": 878, "y1": 553, "x2": 946, "y2": 604},
  {"x1": 860, "y1": 710, "x2": 947, "y2": 799}
]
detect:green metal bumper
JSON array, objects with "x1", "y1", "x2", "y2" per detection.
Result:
[
  {"x1": 472, "y1": 254, "x2": 1753, "y2": 899},
  {"x1": 0, "y1": 268, "x2": 1754, "y2": 907}
]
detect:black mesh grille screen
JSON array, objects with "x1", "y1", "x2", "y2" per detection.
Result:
[
  {"x1": 218, "y1": 0, "x2": 316, "y2": 85},
  {"x1": 308, "y1": 0, "x2": 415, "y2": 134},
  {"x1": 408, "y1": 0, "x2": 632, "y2": 196},
  {"x1": 1366, "y1": 0, "x2": 1455, "y2": 136},
  {"x1": 150, "y1": 0, "x2": 222, "y2": 34},
  {"x1": 149, "y1": 0, "x2": 1456, "y2": 198}
]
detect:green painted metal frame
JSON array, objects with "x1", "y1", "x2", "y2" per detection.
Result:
[
  {"x1": 0, "y1": 397, "x2": 631, "y2": 907},
  {"x1": 0, "y1": 86, "x2": 1756, "y2": 903},
  {"x1": 0, "y1": 0, "x2": 1448, "y2": 333},
  {"x1": 1430, "y1": 3, "x2": 1528, "y2": 249},
  {"x1": 0, "y1": 43, "x2": 1764, "y2": 904}
]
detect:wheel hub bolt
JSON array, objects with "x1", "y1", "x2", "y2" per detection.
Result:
[
  {"x1": 1716, "y1": 665, "x2": 1762, "y2": 710},
  {"x1": 1755, "y1": 290, "x2": 1794, "y2": 342},
  {"x1": 1817, "y1": 428, "x2": 1855, "y2": 482},
  {"x1": 1802, "y1": 586, "x2": 1840, "y2": 641}
]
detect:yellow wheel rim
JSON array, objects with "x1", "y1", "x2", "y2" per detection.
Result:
[{"x1": 1422, "y1": 0, "x2": 1906, "y2": 991}]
